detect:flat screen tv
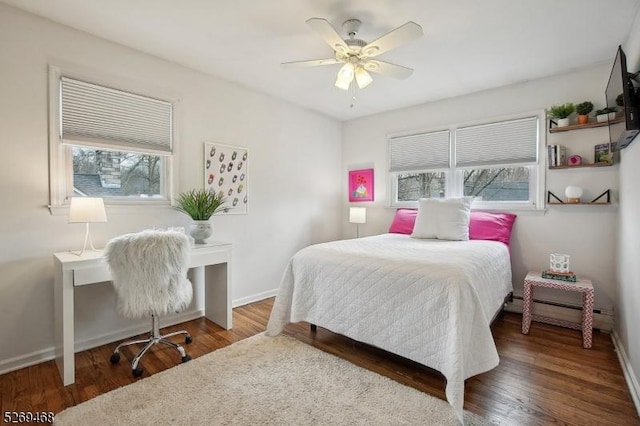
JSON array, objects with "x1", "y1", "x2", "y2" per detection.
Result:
[{"x1": 606, "y1": 45, "x2": 640, "y2": 151}]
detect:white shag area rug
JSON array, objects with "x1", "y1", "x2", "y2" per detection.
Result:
[{"x1": 54, "y1": 333, "x2": 491, "y2": 425}]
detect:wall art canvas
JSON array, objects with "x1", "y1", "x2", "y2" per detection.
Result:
[
  {"x1": 204, "y1": 142, "x2": 248, "y2": 214},
  {"x1": 348, "y1": 168, "x2": 374, "y2": 202}
]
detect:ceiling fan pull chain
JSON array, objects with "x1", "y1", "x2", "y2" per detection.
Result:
[{"x1": 350, "y1": 83, "x2": 357, "y2": 108}]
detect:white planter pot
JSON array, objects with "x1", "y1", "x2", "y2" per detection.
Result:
[
  {"x1": 556, "y1": 117, "x2": 570, "y2": 127},
  {"x1": 190, "y1": 220, "x2": 212, "y2": 244},
  {"x1": 608, "y1": 111, "x2": 617, "y2": 120},
  {"x1": 596, "y1": 114, "x2": 609, "y2": 123}
]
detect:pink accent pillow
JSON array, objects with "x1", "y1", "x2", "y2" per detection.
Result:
[
  {"x1": 468, "y1": 211, "x2": 517, "y2": 246},
  {"x1": 388, "y1": 209, "x2": 418, "y2": 234}
]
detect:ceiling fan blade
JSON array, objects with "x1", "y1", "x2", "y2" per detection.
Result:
[
  {"x1": 306, "y1": 18, "x2": 350, "y2": 54},
  {"x1": 360, "y1": 22, "x2": 423, "y2": 58},
  {"x1": 281, "y1": 59, "x2": 341, "y2": 68},
  {"x1": 364, "y1": 60, "x2": 413, "y2": 79}
]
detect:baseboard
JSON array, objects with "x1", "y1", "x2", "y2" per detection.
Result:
[
  {"x1": 232, "y1": 289, "x2": 278, "y2": 308},
  {"x1": 505, "y1": 297, "x2": 614, "y2": 332},
  {"x1": 0, "y1": 310, "x2": 203, "y2": 377},
  {"x1": 0, "y1": 289, "x2": 280, "y2": 377},
  {"x1": 611, "y1": 331, "x2": 640, "y2": 416}
]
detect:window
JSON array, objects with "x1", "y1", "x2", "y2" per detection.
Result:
[
  {"x1": 48, "y1": 67, "x2": 175, "y2": 209},
  {"x1": 389, "y1": 115, "x2": 543, "y2": 210}
]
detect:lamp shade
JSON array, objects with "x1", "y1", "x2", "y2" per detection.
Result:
[
  {"x1": 349, "y1": 207, "x2": 366, "y2": 224},
  {"x1": 69, "y1": 197, "x2": 107, "y2": 223},
  {"x1": 564, "y1": 185, "x2": 583, "y2": 203},
  {"x1": 335, "y1": 63, "x2": 355, "y2": 90},
  {"x1": 355, "y1": 67, "x2": 373, "y2": 89}
]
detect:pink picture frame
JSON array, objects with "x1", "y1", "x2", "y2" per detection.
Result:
[{"x1": 348, "y1": 168, "x2": 374, "y2": 202}]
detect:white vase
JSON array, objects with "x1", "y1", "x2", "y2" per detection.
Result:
[
  {"x1": 556, "y1": 117, "x2": 570, "y2": 127},
  {"x1": 190, "y1": 220, "x2": 212, "y2": 244}
]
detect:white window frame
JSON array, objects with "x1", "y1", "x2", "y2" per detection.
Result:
[
  {"x1": 389, "y1": 112, "x2": 546, "y2": 211},
  {"x1": 48, "y1": 65, "x2": 180, "y2": 213}
]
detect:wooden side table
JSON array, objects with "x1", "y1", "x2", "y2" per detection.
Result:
[{"x1": 521, "y1": 272, "x2": 594, "y2": 348}]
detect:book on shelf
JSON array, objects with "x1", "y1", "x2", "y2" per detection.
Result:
[
  {"x1": 547, "y1": 145, "x2": 566, "y2": 167},
  {"x1": 594, "y1": 143, "x2": 611, "y2": 163},
  {"x1": 542, "y1": 270, "x2": 577, "y2": 282}
]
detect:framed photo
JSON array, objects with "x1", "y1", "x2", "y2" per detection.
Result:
[
  {"x1": 348, "y1": 168, "x2": 374, "y2": 202},
  {"x1": 203, "y1": 142, "x2": 248, "y2": 214},
  {"x1": 594, "y1": 143, "x2": 611, "y2": 164}
]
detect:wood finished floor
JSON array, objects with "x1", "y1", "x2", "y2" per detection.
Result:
[{"x1": 1, "y1": 298, "x2": 637, "y2": 426}]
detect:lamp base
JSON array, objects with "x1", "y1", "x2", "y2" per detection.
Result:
[{"x1": 69, "y1": 222, "x2": 99, "y2": 256}]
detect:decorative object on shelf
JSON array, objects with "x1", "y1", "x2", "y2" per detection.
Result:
[
  {"x1": 174, "y1": 189, "x2": 228, "y2": 244},
  {"x1": 547, "y1": 103, "x2": 575, "y2": 127},
  {"x1": 348, "y1": 168, "x2": 374, "y2": 202},
  {"x1": 564, "y1": 185, "x2": 583, "y2": 203},
  {"x1": 594, "y1": 143, "x2": 612, "y2": 164},
  {"x1": 575, "y1": 101, "x2": 593, "y2": 125},
  {"x1": 595, "y1": 107, "x2": 617, "y2": 123},
  {"x1": 542, "y1": 254, "x2": 577, "y2": 282},
  {"x1": 349, "y1": 207, "x2": 366, "y2": 238},
  {"x1": 203, "y1": 142, "x2": 249, "y2": 214},
  {"x1": 68, "y1": 197, "x2": 107, "y2": 256},
  {"x1": 568, "y1": 155, "x2": 582, "y2": 166},
  {"x1": 549, "y1": 253, "x2": 570, "y2": 273}
]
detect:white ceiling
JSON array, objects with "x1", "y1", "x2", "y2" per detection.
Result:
[{"x1": 3, "y1": 0, "x2": 639, "y2": 121}]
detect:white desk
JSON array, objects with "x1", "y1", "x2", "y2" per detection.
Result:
[{"x1": 53, "y1": 241, "x2": 232, "y2": 386}]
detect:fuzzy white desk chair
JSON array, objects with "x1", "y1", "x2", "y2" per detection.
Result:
[{"x1": 105, "y1": 229, "x2": 193, "y2": 378}]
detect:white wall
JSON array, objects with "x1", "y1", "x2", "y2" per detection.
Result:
[
  {"x1": 0, "y1": 4, "x2": 342, "y2": 369},
  {"x1": 616, "y1": 7, "x2": 640, "y2": 404},
  {"x1": 342, "y1": 65, "x2": 618, "y2": 312}
]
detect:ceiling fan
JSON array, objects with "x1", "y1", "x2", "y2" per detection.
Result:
[{"x1": 282, "y1": 18, "x2": 423, "y2": 91}]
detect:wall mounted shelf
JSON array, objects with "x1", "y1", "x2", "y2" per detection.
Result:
[
  {"x1": 546, "y1": 190, "x2": 611, "y2": 205},
  {"x1": 548, "y1": 118, "x2": 624, "y2": 133},
  {"x1": 548, "y1": 161, "x2": 614, "y2": 170}
]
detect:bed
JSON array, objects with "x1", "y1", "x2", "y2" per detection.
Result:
[{"x1": 266, "y1": 232, "x2": 513, "y2": 423}]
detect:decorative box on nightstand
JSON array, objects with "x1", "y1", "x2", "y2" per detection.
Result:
[{"x1": 521, "y1": 271, "x2": 594, "y2": 348}]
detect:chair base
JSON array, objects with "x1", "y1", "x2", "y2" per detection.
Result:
[{"x1": 110, "y1": 314, "x2": 192, "y2": 377}]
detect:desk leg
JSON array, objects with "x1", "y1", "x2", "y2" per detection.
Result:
[
  {"x1": 522, "y1": 281, "x2": 533, "y2": 335},
  {"x1": 582, "y1": 289, "x2": 594, "y2": 349},
  {"x1": 193, "y1": 263, "x2": 232, "y2": 329},
  {"x1": 54, "y1": 263, "x2": 75, "y2": 386}
]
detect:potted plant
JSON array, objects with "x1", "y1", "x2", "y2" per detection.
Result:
[
  {"x1": 595, "y1": 107, "x2": 617, "y2": 123},
  {"x1": 575, "y1": 101, "x2": 593, "y2": 125},
  {"x1": 547, "y1": 103, "x2": 575, "y2": 127},
  {"x1": 174, "y1": 189, "x2": 228, "y2": 244}
]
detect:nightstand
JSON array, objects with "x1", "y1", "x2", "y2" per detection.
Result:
[{"x1": 521, "y1": 272, "x2": 594, "y2": 348}]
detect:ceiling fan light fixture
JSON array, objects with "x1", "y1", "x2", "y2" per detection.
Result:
[
  {"x1": 355, "y1": 66, "x2": 373, "y2": 89},
  {"x1": 335, "y1": 62, "x2": 354, "y2": 90}
]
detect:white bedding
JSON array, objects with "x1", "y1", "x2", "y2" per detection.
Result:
[{"x1": 266, "y1": 233, "x2": 513, "y2": 423}]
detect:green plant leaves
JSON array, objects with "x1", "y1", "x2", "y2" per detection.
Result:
[{"x1": 174, "y1": 189, "x2": 228, "y2": 220}]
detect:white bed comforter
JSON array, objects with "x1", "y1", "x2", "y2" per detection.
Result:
[{"x1": 266, "y1": 233, "x2": 512, "y2": 423}]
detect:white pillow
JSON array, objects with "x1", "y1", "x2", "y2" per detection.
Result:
[{"x1": 411, "y1": 197, "x2": 473, "y2": 241}]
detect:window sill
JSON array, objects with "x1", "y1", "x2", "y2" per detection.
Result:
[{"x1": 48, "y1": 200, "x2": 173, "y2": 216}]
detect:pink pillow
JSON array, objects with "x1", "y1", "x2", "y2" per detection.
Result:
[
  {"x1": 469, "y1": 211, "x2": 517, "y2": 246},
  {"x1": 388, "y1": 209, "x2": 418, "y2": 234}
]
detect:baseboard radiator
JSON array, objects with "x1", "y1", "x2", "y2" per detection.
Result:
[{"x1": 506, "y1": 295, "x2": 614, "y2": 332}]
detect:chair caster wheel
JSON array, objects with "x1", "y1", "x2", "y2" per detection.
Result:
[
  {"x1": 185, "y1": 335, "x2": 193, "y2": 344},
  {"x1": 110, "y1": 353, "x2": 120, "y2": 364},
  {"x1": 182, "y1": 355, "x2": 191, "y2": 363},
  {"x1": 132, "y1": 367, "x2": 144, "y2": 378}
]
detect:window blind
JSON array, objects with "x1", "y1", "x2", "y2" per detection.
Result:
[
  {"x1": 60, "y1": 77, "x2": 172, "y2": 153},
  {"x1": 455, "y1": 117, "x2": 538, "y2": 168},
  {"x1": 389, "y1": 130, "x2": 450, "y2": 172}
]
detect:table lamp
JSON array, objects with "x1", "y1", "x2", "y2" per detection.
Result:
[
  {"x1": 349, "y1": 207, "x2": 366, "y2": 238},
  {"x1": 69, "y1": 197, "x2": 107, "y2": 255}
]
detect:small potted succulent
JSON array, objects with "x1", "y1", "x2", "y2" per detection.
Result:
[
  {"x1": 575, "y1": 101, "x2": 593, "y2": 125},
  {"x1": 174, "y1": 189, "x2": 228, "y2": 244},
  {"x1": 595, "y1": 107, "x2": 617, "y2": 123},
  {"x1": 547, "y1": 103, "x2": 575, "y2": 127}
]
